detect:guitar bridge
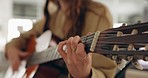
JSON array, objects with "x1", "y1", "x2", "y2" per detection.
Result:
[{"x1": 90, "y1": 31, "x2": 100, "y2": 52}]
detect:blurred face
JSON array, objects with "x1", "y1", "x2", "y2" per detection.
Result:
[{"x1": 59, "y1": 0, "x2": 73, "y2": 5}]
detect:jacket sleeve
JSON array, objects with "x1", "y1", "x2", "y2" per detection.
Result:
[
  {"x1": 68, "y1": 67, "x2": 106, "y2": 78},
  {"x1": 91, "y1": 53, "x2": 117, "y2": 78},
  {"x1": 96, "y1": 3, "x2": 113, "y2": 32},
  {"x1": 5, "y1": 19, "x2": 45, "y2": 50},
  {"x1": 90, "y1": 3, "x2": 117, "y2": 78}
]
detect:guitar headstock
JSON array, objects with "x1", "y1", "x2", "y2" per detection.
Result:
[{"x1": 81, "y1": 21, "x2": 148, "y2": 70}]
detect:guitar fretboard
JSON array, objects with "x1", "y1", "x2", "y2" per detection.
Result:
[
  {"x1": 27, "y1": 46, "x2": 62, "y2": 67},
  {"x1": 26, "y1": 34, "x2": 95, "y2": 67}
]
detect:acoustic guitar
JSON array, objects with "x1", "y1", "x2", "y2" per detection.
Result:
[{"x1": 1, "y1": 22, "x2": 148, "y2": 78}]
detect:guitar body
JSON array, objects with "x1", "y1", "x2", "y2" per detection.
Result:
[
  {"x1": 33, "y1": 60, "x2": 68, "y2": 78},
  {"x1": 25, "y1": 30, "x2": 68, "y2": 78},
  {"x1": 34, "y1": 66, "x2": 60, "y2": 78},
  {"x1": 24, "y1": 34, "x2": 37, "y2": 78},
  {"x1": 32, "y1": 33, "x2": 68, "y2": 78}
]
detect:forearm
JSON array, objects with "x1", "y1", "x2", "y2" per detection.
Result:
[
  {"x1": 6, "y1": 35, "x2": 27, "y2": 50},
  {"x1": 6, "y1": 19, "x2": 44, "y2": 50}
]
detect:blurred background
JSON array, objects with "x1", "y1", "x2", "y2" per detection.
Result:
[{"x1": 0, "y1": 0, "x2": 148, "y2": 78}]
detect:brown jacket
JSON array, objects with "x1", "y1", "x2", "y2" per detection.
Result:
[{"x1": 6, "y1": 1, "x2": 117, "y2": 78}]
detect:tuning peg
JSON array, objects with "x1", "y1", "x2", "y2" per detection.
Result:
[
  {"x1": 144, "y1": 56, "x2": 148, "y2": 61},
  {"x1": 111, "y1": 55, "x2": 118, "y2": 60},
  {"x1": 131, "y1": 29, "x2": 138, "y2": 35},
  {"x1": 121, "y1": 23, "x2": 126, "y2": 27},
  {"x1": 132, "y1": 61, "x2": 143, "y2": 70},
  {"x1": 137, "y1": 20, "x2": 142, "y2": 24},
  {"x1": 113, "y1": 45, "x2": 119, "y2": 51},
  {"x1": 117, "y1": 31, "x2": 123, "y2": 37},
  {"x1": 117, "y1": 59, "x2": 127, "y2": 70},
  {"x1": 143, "y1": 44, "x2": 148, "y2": 61},
  {"x1": 128, "y1": 44, "x2": 135, "y2": 51},
  {"x1": 126, "y1": 56, "x2": 133, "y2": 61},
  {"x1": 145, "y1": 44, "x2": 148, "y2": 50}
]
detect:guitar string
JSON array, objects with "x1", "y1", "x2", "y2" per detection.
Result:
[
  {"x1": 30, "y1": 33, "x2": 137, "y2": 57},
  {"x1": 42, "y1": 33, "x2": 96, "y2": 64},
  {"x1": 27, "y1": 35, "x2": 147, "y2": 66},
  {"x1": 42, "y1": 25, "x2": 148, "y2": 65},
  {"x1": 28, "y1": 33, "x2": 133, "y2": 65},
  {"x1": 28, "y1": 31, "x2": 148, "y2": 66},
  {"x1": 27, "y1": 33, "x2": 95, "y2": 66}
]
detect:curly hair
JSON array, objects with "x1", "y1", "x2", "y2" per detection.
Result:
[{"x1": 43, "y1": 0, "x2": 89, "y2": 39}]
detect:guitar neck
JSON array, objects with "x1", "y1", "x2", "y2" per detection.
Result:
[
  {"x1": 27, "y1": 46, "x2": 62, "y2": 67},
  {"x1": 26, "y1": 34, "x2": 94, "y2": 67}
]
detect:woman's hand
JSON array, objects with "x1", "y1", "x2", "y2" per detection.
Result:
[
  {"x1": 6, "y1": 46, "x2": 30, "y2": 71},
  {"x1": 58, "y1": 36, "x2": 92, "y2": 78}
]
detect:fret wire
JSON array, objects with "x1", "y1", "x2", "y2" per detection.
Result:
[
  {"x1": 45, "y1": 47, "x2": 55, "y2": 62},
  {"x1": 45, "y1": 46, "x2": 57, "y2": 62},
  {"x1": 56, "y1": 52, "x2": 62, "y2": 59},
  {"x1": 54, "y1": 49, "x2": 59, "y2": 59},
  {"x1": 81, "y1": 33, "x2": 95, "y2": 39},
  {"x1": 41, "y1": 50, "x2": 46, "y2": 63},
  {"x1": 39, "y1": 51, "x2": 45, "y2": 63},
  {"x1": 44, "y1": 48, "x2": 50, "y2": 62},
  {"x1": 44, "y1": 49, "x2": 49, "y2": 63},
  {"x1": 50, "y1": 47, "x2": 56, "y2": 61},
  {"x1": 82, "y1": 35, "x2": 87, "y2": 45},
  {"x1": 28, "y1": 47, "x2": 55, "y2": 65},
  {"x1": 81, "y1": 36, "x2": 94, "y2": 45},
  {"x1": 47, "y1": 47, "x2": 56, "y2": 61},
  {"x1": 82, "y1": 38, "x2": 93, "y2": 46},
  {"x1": 42, "y1": 49, "x2": 46, "y2": 64},
  {"x1": 81, "y1": 33, "x2": 95, "y2": 41},
  {"x1": 53, "y1": 47, "x2": 58, "y2": 60},
  {"x1": 54, "y1": 48, "x2": 62, "y2": 60},
  {"x1": 57, "y1": 48, "x2": 62, "y2": 58},
  {"x1": 81, "y1": 34, "x2": 94, "y2": 41},
  {"x1": 57, "y1": 53, "x2": 62, "y2": 59},
  {"x1": 49, "y1": 47, "x2": 55, "y2": 61},
  {"x1": 42, "y1": 47, "x2": 54, "y2": 63},
  {"x1": 45, "y1": 47, "x2": 52, "y2": 62},
  {"x1": 54, "y1": 47, "x2": 62, "y2": 60}
]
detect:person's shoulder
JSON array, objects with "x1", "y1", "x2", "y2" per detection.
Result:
[{"x1": 86, "y1": 1, "x2": 110, "y2": 16}]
